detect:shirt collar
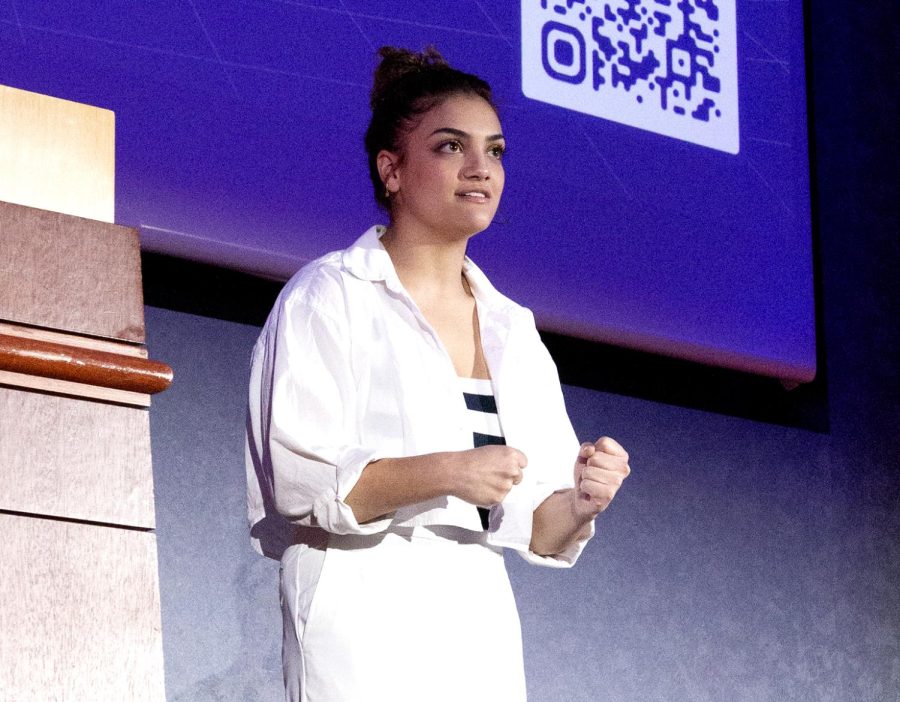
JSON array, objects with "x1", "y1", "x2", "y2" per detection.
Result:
[
  {"x1": 461, "y1": 256, "x2": 516, "y2": 314},
  {"x1": 340, "y1": 225, "x2": 396, "y2": 285},
  {"x1": 341, "y1": 225, "x2": 517, "y2": 314}
]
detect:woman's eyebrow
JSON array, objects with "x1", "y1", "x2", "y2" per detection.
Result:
[{"x1": 429, "y1": 127, "x2": 505, "y2": 142}]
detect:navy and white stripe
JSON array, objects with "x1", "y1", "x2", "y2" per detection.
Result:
[{"x1": 460, "y1": 377, "x2": 505, "y2": 529}]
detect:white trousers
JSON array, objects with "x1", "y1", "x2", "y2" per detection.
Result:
[{"x1": 280, "y1": 526, "x2": 527, "y2": 702}]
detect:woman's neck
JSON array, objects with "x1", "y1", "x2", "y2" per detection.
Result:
[{"x1": 380, "y1": 221, "x2": 471, "y2": 301}]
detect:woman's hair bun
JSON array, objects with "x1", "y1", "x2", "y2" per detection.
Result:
[{"x1": 370, "y1": 46, "x2": 449, "y2": 109}]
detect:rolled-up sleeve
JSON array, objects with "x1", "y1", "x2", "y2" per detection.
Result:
[
  {"x1": 249, "y1": 289, "x2": 393, "y2": 538},
  {"x1": 488, "y1": 323, "x2": 593, "y2": 568}
]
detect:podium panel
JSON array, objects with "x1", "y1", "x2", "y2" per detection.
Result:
[
  {"x1": 0, "y1": 387, "x2": 155, "y2": 528},
  {"x1": 0, "y1": 513, "x2": 165, "y2": 701},
  {"x1": 0, "y1": 201, "x2": 144, "y2": 343}
]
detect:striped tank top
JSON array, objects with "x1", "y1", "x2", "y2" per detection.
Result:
[{"x1": 459, "y1": 377, "x2": 505, "y2": 530}]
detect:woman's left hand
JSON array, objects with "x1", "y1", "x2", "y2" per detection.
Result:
[{"x1": 571, "y1": 437, "x2": 631, "y2": 518}]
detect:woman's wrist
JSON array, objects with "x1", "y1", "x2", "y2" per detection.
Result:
[
  {"x1": 431, "y1": 450, "x2": 464, "y2": 499},
  {"x1": 531, "y1": 489, "x2": 595, "y2": 556},
  {"x1": 567, "y1": 486, "x2": 603, "y2": 523}
]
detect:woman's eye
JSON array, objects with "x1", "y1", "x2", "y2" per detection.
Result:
[
  {"x1": 489, "y1": 145, "x2": 506, "y2": 160},
  {"x1": 439, "y1": 141, "x2": 462, "y2": 153}
]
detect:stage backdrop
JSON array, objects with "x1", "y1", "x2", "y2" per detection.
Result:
[
  {"x1": 145, "y1": 286, "x2": 895, "y2": 702},
  {"x1": 0, "y1": 1, "x2": 814, "y2": 382}
]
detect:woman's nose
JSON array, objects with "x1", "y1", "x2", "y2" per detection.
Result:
[{"x1": 462, "y1": 152, "x2": 490, "y2": 180}]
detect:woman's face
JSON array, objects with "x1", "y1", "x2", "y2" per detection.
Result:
[{"x1": 380, "y1": 93, "x2": 505, "y2": 239}]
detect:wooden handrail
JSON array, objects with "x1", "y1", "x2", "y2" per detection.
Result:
[{"x1": 0, "y1": 333, "x2": 172, "y2": 395}]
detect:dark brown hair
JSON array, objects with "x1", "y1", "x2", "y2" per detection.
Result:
[{"x1": 364, "y1": 46, "x2": 497, "y2": 212}]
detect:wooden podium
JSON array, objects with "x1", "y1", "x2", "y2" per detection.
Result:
[{"x1": 0, "y1": 86, "x2": 171, "y2": 699}]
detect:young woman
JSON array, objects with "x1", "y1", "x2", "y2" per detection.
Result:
[{"x1": 246, "y1": 46, "x2": 630, "y2": 702}]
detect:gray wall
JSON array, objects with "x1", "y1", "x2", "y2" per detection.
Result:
[{"x1": 145, "y1": 3, "x2": 899, "y2": 700}]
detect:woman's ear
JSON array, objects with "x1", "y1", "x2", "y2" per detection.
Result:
[{"x1": 377, "y1": 150, "x2": 400, "y2": 196}]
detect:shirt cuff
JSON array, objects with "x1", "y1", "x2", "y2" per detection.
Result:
[
  {"x1": 486, "y1": 482, "x2": 594, "y2": 568},
  {"x1": 484, "y1": 477, "x2": 535, "y2": 552},
  {"x1": 312, "y1": 446, "x2": 393, "y2": 535}
]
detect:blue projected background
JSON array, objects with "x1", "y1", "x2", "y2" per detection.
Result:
[{"x1": 0, "y1": 1, "x2": 815, "y2": 382}]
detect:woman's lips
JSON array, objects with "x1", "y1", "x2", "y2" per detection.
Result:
[{"x1": 456, "y1": 190, "x2": 490, "y2": 202}]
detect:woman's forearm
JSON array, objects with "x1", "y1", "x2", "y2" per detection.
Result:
[
  {"x1": 345, "y1": 444, "x2": 527, "y2": 524},
  {"x1": 344, "y1": 453, "x2": 456, "y2": 524},
  {"x1": 529, "y1": 489, "x2": 594, "y2": 556}
]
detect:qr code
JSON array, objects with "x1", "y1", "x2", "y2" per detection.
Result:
[{"x1": 522, "y1": 0, "x2": 739, "y2": 153}]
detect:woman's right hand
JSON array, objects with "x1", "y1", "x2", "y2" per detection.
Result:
[
  {"x1": 446, "y1": 445, "x2": 528, "y2": 507},
  {"x1": 347, "y1": 446, "x2": 527, "y2": 524}
]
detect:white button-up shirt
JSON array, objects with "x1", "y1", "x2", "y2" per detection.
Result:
[{"x1": 246, "y1": 226, "x2": 591, "y2": 567}]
